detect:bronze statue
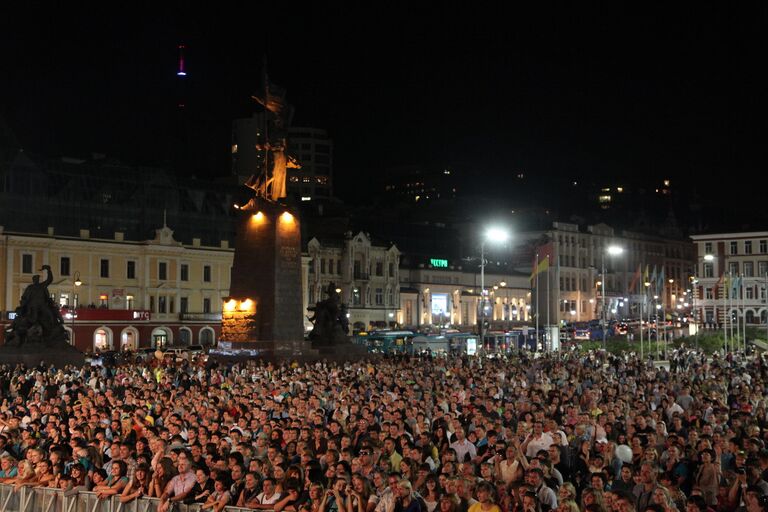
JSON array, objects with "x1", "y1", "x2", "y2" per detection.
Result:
[
  {"x1": 307, "y1": 282, "x2": 350, "y2": 346},
  {"x1": 4, "y1": 265, "x2": 69, "y2": 347},
  {"x1": 245, "y1": 63, "x2": 301, "y2": 202}
]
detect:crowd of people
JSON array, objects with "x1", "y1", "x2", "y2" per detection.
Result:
[{"x1": 0, "y1": 347, "x2": 767, "y2": 512}]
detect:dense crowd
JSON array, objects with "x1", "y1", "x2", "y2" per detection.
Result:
[{"x1": 0, "y1": 348, "x2": 767, "y2": 512}]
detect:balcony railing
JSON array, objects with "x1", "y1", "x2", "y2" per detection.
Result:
[{"x1": 179, "y1": 312, "x2": 222, "y2": 321}]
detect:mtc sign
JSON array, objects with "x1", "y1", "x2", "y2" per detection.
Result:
[{"x1": 430, "y1": 258, "x2": 448, "y2": 268}]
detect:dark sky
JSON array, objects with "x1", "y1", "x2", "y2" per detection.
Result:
[{"x1": 1, "y1": 3, "x2": 767, "y2": 203}]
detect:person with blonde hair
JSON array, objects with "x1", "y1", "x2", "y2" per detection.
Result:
[
  {"x1": 394, "y1": 480, "x2": 420, "y2": 512},
  {"x1": 469, "y1": 481, "x2": 501, "y2": 512}
]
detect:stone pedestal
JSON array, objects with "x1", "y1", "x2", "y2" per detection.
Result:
[{"x1": 221, "y1": 199, "x2": 305, "y2": 355}]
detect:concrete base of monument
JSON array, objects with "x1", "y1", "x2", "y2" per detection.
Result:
[
  {"x1": 0, "y1": 342, "x2": 86, "y2": 368},
  {"x1": 211, "y1": 339, "x2": 370, "y2": 361}
]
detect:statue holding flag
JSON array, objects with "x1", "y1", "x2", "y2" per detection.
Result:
[{"x1": 245, "y1": 60, "x2": 301, "y2": 202}]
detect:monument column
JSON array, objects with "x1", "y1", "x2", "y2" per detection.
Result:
[{"x1": 221, "y1": 200, "x2": 305, "y2": 353}]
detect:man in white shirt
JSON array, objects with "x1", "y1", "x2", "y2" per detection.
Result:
[{"x1": 523, "y1": 421, "x2": 554, "y2": 458}]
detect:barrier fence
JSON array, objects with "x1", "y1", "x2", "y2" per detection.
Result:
[{"x1": 0, "y1": 484, "x2": 261, "y2": 512}]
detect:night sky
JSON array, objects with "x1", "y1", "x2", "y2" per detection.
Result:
[{"x1": 2, "y1": 3, "x2": 767, "y2": 205}]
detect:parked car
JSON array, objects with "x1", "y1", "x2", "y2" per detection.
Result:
[
  {"x1": 187, "y1": 344, "x2": 206, "y2": 354},
  {"x1": 164, "y1": 348, "x2": 188, "y2": 362}
]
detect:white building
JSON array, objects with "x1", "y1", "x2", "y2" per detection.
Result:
[
  {"x1": 306, "y1": 232, "x2": 400, "y2": 330},
  {"x1": 690, "y1": 232, "x2": 768, "y2": 327}
]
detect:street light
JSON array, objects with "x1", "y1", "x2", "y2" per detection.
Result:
[
  {"x1": 70, "y1": 271, "x2": 82, "y2": 346},
  {"x1": 601, "y1": 245, "x2": 624, "y2": 350},
  {"x1": 480, "y1": 227, "x2": 509, "y2": 349}
]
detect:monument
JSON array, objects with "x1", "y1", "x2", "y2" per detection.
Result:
[
  {"x1": 0, "y1": 265, "x2": 85, "y2": 367},
  {"x1": 220, "y1": 65, "x2": 309, "y2": 358},
  {"x1": 307, "y1": 282, "x2": 350, "y2": 347}
]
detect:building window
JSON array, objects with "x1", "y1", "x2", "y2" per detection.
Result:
[
  {"x1": 308, "y1": 259, "x2": 315, "y2": 274},
  {"x1": 126, "y1": 295, "x2": 134, "y2": 309},
  {"x1": 59, "y1": 256, "x2": 71, "y2": 277},
  {"x1": 728, "y1": 262, "x2": 739, "y2": 275},
  {"x1": 388, "y1": 289, "x2": 394, "y2": 306},
  {"x1": 321, "y1": 258, "x2": 326, "y2": 274},
  {"x1": 159, "y1": 262, "x2": 167, "y2": 281},
  {"x1": 704, "y1": 263, "x2": 714, "y2": 278},
  {"x1": 203, "y1": 298, "x2": 211, "y2": 313},
  {"x1": 730, "y1": 241, "x2": 738, "y2": 255},
  {"x1": 309, "y1": 286, "x2": 315, "y2": 305},
  {"x1": 127, "y1": 261, "x2": 136, "y2": 279},
  {"x1": 376, "y1": 262, "x2": 383, "y2": 276},
  {"x1": 705, "y1": 287, "x2": 713, "y2": 299},
  {"x1": 158, "y1": 296, "x2": 167, "y2": 314},
  {"x1": 388, "y1": 263, "x2": 394, "y2": 277},
  {"x1": 759, "y1": 261, "x2": 768, "y2": 277},
  {"x1": 744, "y1": 262, "x2": 754, "y2": 277},
  {"x1": 180, "y1": 297, "x2": 188, "y2": 313},
  {"x1": 746, "y1": 287, "x2": 754, "y2": 299},
  {"x1": 745, "y1": 241, "x2": 753, "y2": 255},
  {"x1": 352, "y1": 289, "x2": 361, "y2": 306},
  {"x1": 761, "y1": 240, "x2": 767, "y2": 254},
  {"x1": 181, "y1": 264, "x2": 189, "y2": 281},
  {"x1": 100, "y1": 259, "x2": 110, "y2": 278},
  {"x1": 169, "y1": 298, "x2": 175, "y2": 314},
  {"x1": 150, "y1": 296, "x2": 155, "y2": 312},
  {"x1": 22, "y1": 254, "x2": 33, "y2": 274},
  {"x1": 375, "y1": 288, "x2": 383, "y2": 305},
  {"x1": 203, "y1": 265, "x2": 211, "y2": 282}
]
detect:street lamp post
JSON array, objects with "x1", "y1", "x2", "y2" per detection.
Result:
[
  {"x1": 601, "y1": 245, "x2": 624, "y2": 351},
  {"x1": 480, "y1": 227, "x2": 509, "y2": 350},
  {"x1": 71, "y1": 271, "x2": 82, "y2": 346}
]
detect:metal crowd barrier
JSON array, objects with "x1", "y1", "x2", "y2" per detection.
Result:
[{"x1": 0, "y1": 483, "x2": 267, "y2": 512}]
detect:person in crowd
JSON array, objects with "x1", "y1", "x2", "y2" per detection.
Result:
[
  {"x1": 119, "y1": 462, "x2": 152, "y2": 503},
  {"x1": 201, "y1": 476, "x2": 231, "y2": 512}
]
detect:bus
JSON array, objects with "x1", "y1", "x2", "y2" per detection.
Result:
[{"x1": 353, "y1": 330, "x2": 416, "y2": 353}]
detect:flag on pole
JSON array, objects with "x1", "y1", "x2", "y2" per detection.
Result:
[
  {"x1": 657, "y1": 267, "x2": 665, "y2": 292},
  {"x1": 629, "y1": 264, "x2": 642, "y2": 293},
  {"x1": 731, "y1": 275, "x2": 741, "y2": 298},
  {"x1": 713, "y1": 273, "x2": 725, "y2": 296},
  {"x1": 530, "y1": 242, "x2": 554, "y2": 283},
  {"x1": 723, "y1": 274, "x2": 731, "y2": 299},
  {"x1": 643, "y1": 265, "x2": 649, "y2": 287},
  {"x1": 650, "y1": 266, "x2": 658, "y2": 289}
]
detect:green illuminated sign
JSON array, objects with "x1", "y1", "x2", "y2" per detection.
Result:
[{"x1": 430, "y1": 258, "x2": 448, "y2": 268}]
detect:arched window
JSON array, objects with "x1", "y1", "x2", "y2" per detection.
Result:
[
  {"x1": 179, "y1": 328, "x2": 192, "y2": 345},
  {"x1": 120, "y1": 328, "x2": 138, "y2": 350},
  {"x1": 151, "y1": 327, "x2": 172, "y2": 349},
  {"x1": 200, "y1": 327, "x2": 214, "y2": 346},
  {"x1": 94, "y1": 328, "x2": 113, "y2": 352}
]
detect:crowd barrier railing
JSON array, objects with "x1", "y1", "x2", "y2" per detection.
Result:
[{"x1": 0, "y1": 483, "x2": 267, "y2": 512}]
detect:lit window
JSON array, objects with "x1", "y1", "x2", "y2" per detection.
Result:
[{"x1": 231, "y1": 144, "x2": 238, "y2": 154}]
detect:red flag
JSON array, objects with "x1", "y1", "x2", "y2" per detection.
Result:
[
  {"x1": 713, "y1": 273, "x2": 725, "y2": 295},
  {"x1": 530, "y1": 242, "x2": 555, "y2": 282}
]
